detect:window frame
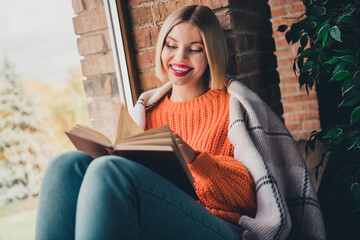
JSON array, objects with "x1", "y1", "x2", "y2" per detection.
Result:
[{"x1": 104, "y1": 0, "x2": 140, "y2": 110}]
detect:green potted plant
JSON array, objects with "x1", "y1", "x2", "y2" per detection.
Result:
[{"x1": 278, "y1": 0, "x2": 360, "y2": 238}]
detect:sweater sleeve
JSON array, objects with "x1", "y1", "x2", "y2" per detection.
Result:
[{"x1": 188, "y1": 151, "x2": 257, "y2": 223}]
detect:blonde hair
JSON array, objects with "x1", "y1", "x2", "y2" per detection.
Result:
[{"x1": 155, "y1": 5, "x2": 229, "y2": 89}]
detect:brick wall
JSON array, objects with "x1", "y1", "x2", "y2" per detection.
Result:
[
  {"x1": 129, "y1": 0, "x2": 283, "y2": 116},
  {"x1": 269, "y1": 0, "x2": 321, "y2": 139},
  {"x1": 72, "y1": 0, "x2": 319, "y2": 140},
  {"x1": 72, "y1": 0, "x2": 120, "y2": 140}
]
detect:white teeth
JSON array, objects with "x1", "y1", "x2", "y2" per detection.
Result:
[{"x1": 171, "y1": 65, "x2": 190, "y2": 72}]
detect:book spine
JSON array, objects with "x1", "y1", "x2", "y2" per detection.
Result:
[{"x1": 106, "y1": 147, "x2": 116, "y2": 155}]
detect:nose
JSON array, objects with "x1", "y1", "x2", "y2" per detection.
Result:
[{"x1": 174, "y1": 47, "x2": 187, "y2": 61}]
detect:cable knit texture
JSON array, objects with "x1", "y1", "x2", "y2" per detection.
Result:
[
  {"x1": 145, "y1": 89, "x2": 256, "y2": 223},
  {"x1": 131, "y1": 79, "x2": 326, "y2": 239}
]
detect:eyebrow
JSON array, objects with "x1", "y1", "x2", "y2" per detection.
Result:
[{"x1": 166, "y1": 36, "x2": 204, "y2": 45}]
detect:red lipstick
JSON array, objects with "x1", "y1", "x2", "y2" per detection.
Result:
[{"x1": 170, "y1": 64, "x2": 193, "y2": 77}]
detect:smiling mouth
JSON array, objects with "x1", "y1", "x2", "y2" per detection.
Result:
[{"x1": 170, "y1": 64, "x2": 193, "y2": 76}]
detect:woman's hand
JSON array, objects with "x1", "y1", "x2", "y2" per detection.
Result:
[{"x1": 173, "y1": 133, "x2": 199, "y2": 163}]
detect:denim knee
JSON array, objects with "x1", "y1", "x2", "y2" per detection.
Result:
[
  {"x1": 44, "y1": 151, "x2": 93, "y2": 178},
  {"x1": 84, "y1": 156, "x2": 138, "y2": 187}
]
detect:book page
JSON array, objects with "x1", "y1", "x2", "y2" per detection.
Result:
[
  {"x1": 68, "y1": 124, "x2": 112, "y2": 146},
  {"x1": 114, "y1": 104, "x2": 144, "y2": 145}
]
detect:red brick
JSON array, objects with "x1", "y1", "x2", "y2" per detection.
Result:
[
  {"x1": 83, "y1": 0, "x2": 100, "y2": 10},
  {"x1": 91, "y1": 116, "x2": 119, "y2": 140},
  {"x1": 132, "y1": 26, "x2": 160, "y2": 49},
  {"x1": 73, "y1": 7, "x2": 108, "y2": 35},
  {"x1": 277, "y1": 56, "x2": 295, "y2": 68},
  {"x1": 285, "y1": 122, "x2": 302, "y2": 131},
  {"x1": 301, "y1": 101, "x2": 319, "y2": 110},
  {"x1": 77, "y1": 34, "x2": 106, "y2": 56},
  {"x1": 136, "y1": 50, "x2": 156, "y2": 70},
  {"x1": 236, "y1": 54, "x2": 261, "y2": 75},
  {"x1": 139, "y1": 71, "x2": 163, "y2": 90},
  {"x1": 269, "y1": 0, "x2": 301, "y2": 7},
  {"x1": 129, "y1": 6, "x2": 152, "y2": 27},
  {"x1": 292, "y1": 131, "x2": 310, "y2": 140},
  {"x1": 283, "y1": 111, "x2": 319, "y2": 121},
  {"x1": 103, "y1": 31, "x2": 112, "y2": 50},
  {"x1": 81, "y1": 53, "x2": 115, "y2": 77},
  {"x1": 271, "y1": 6, "x2": 287, "y2": 18},
  {"x1": 83, "y1": 75, "x2": 117, "y2": 97},
  {"x1": 216, "y1": 11, "x2": 233, "y2": 30},
  {"x1": 274, "y1": 47, "x2": 294, "y2": 58},
  {"x1": 282, "y1": 92, "x2": 317, "y2": 102},
  {"x1": 303, "y1": 120, "x2": 321, "y2": 130},
  {"x1": 190, "y1": 0, "x2": 230, "y2": 10},
  {"x1": 88, "y1": 96, "x2": 118, "y2": 118},
  {"x1": 281, "y1": 76, "x2": 298, "y2": 84},
  {"x1": 272, "y1": 18, "x2": 294, "y2": 30},
  {"x1": 154, "y1": 0, "x2": 187, "y2": 23},
  {"x1": 128, "y1": 0, "x2": 152, "y2": 7},
  {"x1": 275, "y1": 37, "x2": 290, "y2": 47},
  {"x1": 277, "y1": 66, "x2": 295, "y2": 77},
  {"x1": 280, "y1": 84, "x2": 299, "y2": 95},
  {"x1": 272, "y1": 30, "x2": 286, "y2": 39},
  {"x1": 72, "y1": 0, "x2": 85, "y2": 14},
  {"x1": 288, "y1": 2, "x2": 306, "y2": 13},
  {"x1": 283, "y1": 103, "x2": 301, "y2": 112},
  {"x1": 248, "y1": 73, "x2": 264, "y2": 91}
]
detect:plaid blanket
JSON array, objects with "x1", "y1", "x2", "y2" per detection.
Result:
[{"x1": 131, "y1": 78, "x2": 325, "y2": 240}]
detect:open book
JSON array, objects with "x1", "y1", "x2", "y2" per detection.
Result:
[{"x1": 65, "y1": 104, "x2": 197, "y2": 199}]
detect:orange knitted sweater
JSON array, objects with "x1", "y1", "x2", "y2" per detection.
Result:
[{"x1": 145, "y1": 88, "x2": 257, "y2": 223}]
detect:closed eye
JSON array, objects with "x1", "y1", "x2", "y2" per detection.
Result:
[{"x1": 165, "y1": 44, "x2": 177, "y2": 49}]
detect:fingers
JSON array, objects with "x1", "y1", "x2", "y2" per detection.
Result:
[{"x1": 172, "y1": 132, "x2": 197, "y2": 163}]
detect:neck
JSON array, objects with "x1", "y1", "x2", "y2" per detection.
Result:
[{"x1": 170, "y1": 82, "x2": 209, "y2": 102}]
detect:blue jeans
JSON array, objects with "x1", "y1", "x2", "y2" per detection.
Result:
[{"x1": 35, "y1": 151, "x2": 243, "y2": 240}]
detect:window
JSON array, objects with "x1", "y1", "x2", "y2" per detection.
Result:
[{"x1": 104, "y1": 0, "x2": 140, "y2": 110}]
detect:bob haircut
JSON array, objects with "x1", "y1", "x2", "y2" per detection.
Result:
[{"x1": 155, "y1": 5, "x2": 229, "y2": 89}]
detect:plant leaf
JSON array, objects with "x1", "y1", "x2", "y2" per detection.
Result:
[
  {"x1": 335, "y1": 55, "x2": 357, "y2": 64},
  {"x1": 292, "y1": 31, "x2": 303, "y2": 44},
  {"x1": 301, "y1": 60, "x2": 315, "y2": 73},
  {"x1": 342, "y1": 77, "x2": 355, "y2": 96},
  {"x1": 338, "y1": 15, "x2": 356, "y2": 24},
  {"x1": 285, "y1": 30, "x2": 293, "y2": 44},
  {"x1": 338, "y1": 91, "x2": 360, "y2": 107},
  {"x1": 329, "y1": 26, "x2": 342, "y2": 42},
  {"x1": 311, "y1": 64, "x2": 320, "y2": 80},
  {"x1": 322, "y1": 28, "x2": 329, "y2": 47},
  {"x1": 346, "y1": 137, "x2": 360, "y2": 150},
  {"x1": 299, "y1": 48, "x2": 314, "y2": 58},
  {"x1": 319, "y1": 0, "x2": 328, "y2": 5},
  {"x1": 307, "y1": 6, "x2": 326, "y2": 16},
  {"x1": 300, "y1": 34, "x2": 308, "y2": 48},
  {"x1": 351, "y1": 183, "x2": 360, "y2": 202},
  {"x1": 350, "y1": 106, "x2": 360, "y2": 126},
  {"x1": 299, "y1": 71, "x2": 310, "y2": 88},
  {"x1": 325, "y1": 58, "x2": 339, "y2": 64},
  {"x1": 293, "y1": 60, "x2": 297, "y2": 76},
  {"x1": 333, "y1": 62, "x2": 348, "y2": 74},
  {"x1": 329, "y1": 70, "x2": 350, "y2": 82},
  {"x1": 291, "y1": 22, "x2": 302, "y2": 32},
  {"x1": 316, "y1": 24, "x2": 330, "y2": 42},
  {"x1": 277, "y1": 25, "x2": 288, "y2": 32},
  {"x1": 323, "y1": 127, "x2": 342, "y2": 138}
]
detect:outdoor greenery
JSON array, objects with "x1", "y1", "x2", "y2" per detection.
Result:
[
  {"x1": 278, "y1": 0, "x2": 360, "y2": 237},
  {"x1": 0, "y1": 57, "x2": 89, "y2": 207},
  {"x1": 0, "y1": 57, "x2": 50, "y2": 206}
]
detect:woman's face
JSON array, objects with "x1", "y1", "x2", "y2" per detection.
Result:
[{"x1": 161, "y1": 22, "x2": 208, "y2": 88}]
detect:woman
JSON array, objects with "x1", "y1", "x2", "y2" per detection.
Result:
[{"x1": 35, "y1": 5, "x2": 325, "y2": 240}]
